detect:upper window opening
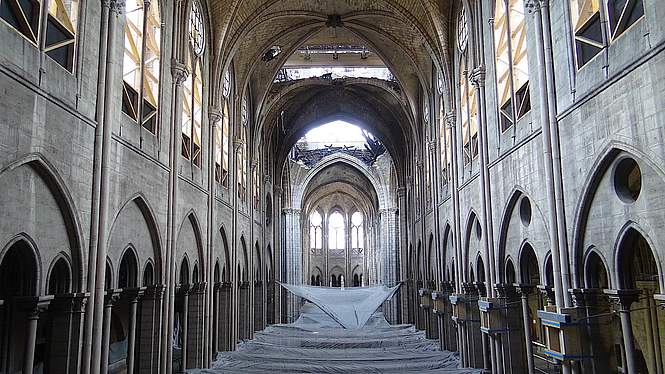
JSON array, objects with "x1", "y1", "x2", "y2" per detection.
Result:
[
  {"x1": 189, "y1": 0, "x2": 205, "y2": 56},
  {"x1": 607, "y1": 0, "x2": 644, "y2": 40},
  {"x1": 181, "y1": 0, "x2": 205, "y2": 167},
  {"x1": 570, "y1": 0, "x2": 603, "y2": 67},
  {"x1": 289, "y1": 121, "x2": 386, "y2": 167},
  {"x1": 0, "y1": 0, "x2": 79, "y2": 70},
  {"x1": 217, "y1": 69, "x2": 231, "y2": 186},
  {"x1": 457, "y1": 8, "x2": 469, "y2": 52},
  {"x1": 262, "y1": 45, "x2": 282, "y2": 62},
  {"x1": 494, "y1": 0, "x2": 530, "y2": 132},
  {"x1": 328, "y1": 212, "x2": 345, "y2": 252},
  {"x1": 122, "y1": 0, "x2": 161, "y2": 133},
  {"x1": 459, "y1": 58, "x2": 478, "y2": 165}
]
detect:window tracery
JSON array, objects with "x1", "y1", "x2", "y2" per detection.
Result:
[
  {"x1": 238, "y1": 94, "x2": 248, "y2": 200},
  {"x1": 181, "y1": 0, "x2": 205, "y2": 167},
  {"x1": 459, "y1": 57, "x2": 478, "y2": 165},
  {"x1": 217, "y1": 70, "x2": 231, "y2": 186},
  {"x1": 122, "y1": 0, "x2": 161, "y2": 132},
  {"x1": 493, "y1": 0, "x2": 530, "y2": 132},
  {"x1": 351, "y1": 212, "x2": 364, "y2": 254},
  {"x1": 310, "y1": 211, "x2": 323, "y2": 255}
]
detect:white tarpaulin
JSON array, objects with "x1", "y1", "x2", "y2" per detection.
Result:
[
  {"x1": 195, "y1": 302, "x2": 481, "y2": 373},
  {"x1": 279, "y1": 283, "x2": 401, "y2": 329}
]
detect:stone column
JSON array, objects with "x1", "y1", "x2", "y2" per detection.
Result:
[
  {"x1": 101, "y1": 291, "x2": 121, "y2": 374},
  {"x1": 138, "y1": 285, "x2": 164, "y2": 374},
  {"x1": 19, "y1": 297, "x2": 51, "y2": 374},
  {"x1": 48, "y1": 293, "x2": 88, "y2": 374},
  {"x1": 179, "y1": 285, "x2": 191, "y2": 373},
  {"x1": 124, "y1": 288, "x2": 144, "y2": 374},
  {"x1": 282, "y1": 208, "x2": 302, "y2": 322},
  {"x1": 605, "y1": 289, "x2": 641, "y2": 374},
  {"x1": 164, "y1": 58, "x2": 191, "y2": 374},
  {"x1": 515, "y1": 285, "x2": 535, "y2": 374},
  {"x1": 187, "y1": 283, "x2": 206, "y2": 369},
  {"x1": 396, "y1": 187, "x2": 409, "y2": 323}
]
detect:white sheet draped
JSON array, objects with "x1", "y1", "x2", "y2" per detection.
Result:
[{"x1": 279, "y1": 283, "x2": 401, "y2": 329}]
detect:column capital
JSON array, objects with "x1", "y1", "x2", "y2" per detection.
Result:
[
  {"x1": 251, "y1": 160, "x2": 259, "y2": 170},
  {"x1": 178, "y1": 284, "x2": 192, "y2": 296},
  {"x1": 108, "y1": 0, "x2": 125, "y2": 14},
  {"x1": 104, "y1": 290, "x2": 122, "y2": 307},
  {"x1": 569, "y1": 288, "x2": 606, "y2": 307},
  {"x1": 233, "y1": 138, "x2": 245, "y2": 151},
  {"x1": 444, "y1": 111, "x2": 456, "y2": 127},
  {"x1": 494, "y1": 283, "x2": 516, "y2": 299},
  {"x1": 537, "y1": 285, "x2": 556, "y2": 306},
  {"x1": 209, "y1": 106, "x2": 223, "y2": 125},
  {"x1": 143, "y1": 284, "x2": 166, "y2": 300},
  {"x1": 654, "y1": 294, "x2": 665, "y2": 309},
  {"x1": 514, "y1": 284, "x2": 535, "y2": 297},
  {"x1": 170, "y1": 59, "x2": 189, "y2": 85},
  {"x1": 396, "y1": 187, "x2": 407, "y2": 197},
  {"x1": 604, "y1": 289, "x2": 641, "y2": 312},
  {"x1": 123, "y1": 287, "x2": 146, "y2": 303},
  {"x1": 470, "y1": 65, "x2": 486, "y2": 88},
  {"x1": 426, "y1": 139, "x2": 437, "y2": 152},
  {"x1": 17, "y1": 296, "x2": 53, "y2": 319},
  {"x1": 51, "y1": 292, "x2": 90, "y2": 313},
  {"x1": 524, "y1": 0, "x2": 546, "y2": 13},
  {"x1": 282, "y1": 208, "x2": 301, "y2": 215}
]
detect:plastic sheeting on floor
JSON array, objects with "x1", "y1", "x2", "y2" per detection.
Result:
[
  {"x1": 195, "y1": 303, "x2": 482, "y2": 373},
  {"x1": 278, "y1": 283, "x2": 401, "y2": 329}
]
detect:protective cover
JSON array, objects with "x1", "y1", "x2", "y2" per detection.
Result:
[
  {"x1": 278, "y1": 283, "x2": 401, "y2": 329},
  {"x1": 197, "y1": 302, "x2": 481, "y2": 373}
]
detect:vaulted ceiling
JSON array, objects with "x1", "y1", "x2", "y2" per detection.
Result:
[{"x1": 204, "y1": 1, "x2": 455, "y2": 182}]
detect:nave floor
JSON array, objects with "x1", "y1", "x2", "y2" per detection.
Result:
[{"x1": 196, "y1": 303, "x2": 480, "y2": 373}]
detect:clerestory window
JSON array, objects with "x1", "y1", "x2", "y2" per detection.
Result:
[
  {"x1": 1, "y1": 0, "x2": 79, "y2": 70},
  {"x1": 122, "y1": 0, "x2": 161, "y2": 132},
  {"x1": 217, "y1": 70, "x2": 231, "y2": 186},
  {"x1": 237, "y1": 94, "x2": 248, "y2": 200},
  {"x1": 181, "y1": 0, "x2": 205, "y2": 167},
  {"x1": 493, "y1": 0, "x2": 530, "y2": 132}
]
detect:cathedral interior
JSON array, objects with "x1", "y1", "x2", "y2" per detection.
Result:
[{"x1": 0, "y1": 0, "x2": 664, "y2": 372}]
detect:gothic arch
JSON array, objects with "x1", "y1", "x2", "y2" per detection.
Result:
[
  {"x1": 0, "y1": 234, "x2": 41, "y2": 297},
  {"x1": 108, "y1": 193, "x2": 164, "y2": 282},
  {"x1": 293, "y1": 153, "x2": 388, "y2": 211},
  {"x1": 46, "y1": 252, "x2": 73, "y2": 294},
  {"x1": 613, "y1": 222, "x2": 663, "y2": 291},
  {"x1": 177, "y1": 210, "x2": 206, "y2": 279},
  {"x1": 0, "y1": 154, "x2": 85, "y2": 293},
  {"x1": 571, "y1": 143, "x2": 665, "y2": 287}
]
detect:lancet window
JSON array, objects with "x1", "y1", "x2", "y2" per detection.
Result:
[
  {"x1": 493, "y1": 0, "x2": 530, "y2": 132},
  {"x1": 217, "y1": 70, "x2": 231, "y2": 186},
  {"x1": 351, "y1": 212, "x2": 364, "y2": 254},
  {"x1": 310, "y1": 211, "x2": 323, "y2": 255},
  {"x1": 122, "y1": 0, "x2": 161, "y2": 132},
  {"x1": 181, "y1": 0, "x2": 205, "y2": 166},
  {"x1": 328, "y1": 212, "x2": 345, "y2": 254},
  {"x1": 237, "y1": 93, "x2": 248, "y2": 200}
]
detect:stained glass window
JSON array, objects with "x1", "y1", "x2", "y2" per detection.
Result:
[{"x1": 181, "y1": 0, "x2": 204, "y2": 166}]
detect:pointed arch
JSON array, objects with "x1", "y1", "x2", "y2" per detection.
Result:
[
  {"x1": 219, "y1": 225, "x2": 231, "y2": 281},
  {"x1": 177, "y1": 210, "x2": 205, "y2": 279},
  {"x1": 571, "y1": 143, "x2": 665, "y2": 287},
  {"x1": 583, "y1": 247, "x2": 610, "y2": 289},
  {"x1": 179, "y1": 255, "x2": 191, "y2": 285},
  {"x1": 47, "y1": 253, "x2": 73, "y2": 294},
  {"x1": 614, "y1": 223, "x2": 662, "y2": 290},
  {"x1": 118, "y1": 245, "x2": 139, "y2": 289},
  {"x1": 0, "y1": 154, "x2": 85, "y2": 292},
  {"x1": 518, "y1": 242, "x2": 540, "y2": 285},
  {"x1": 240, "y1": 235, "x2": 249, "y2": 281},
  {"x1": 109, "y1": 193, "x2": 164, "y2": 282},
  {"x1": 0, "y1": 234, "x2": 41, "y2": 297}
]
